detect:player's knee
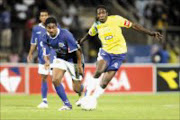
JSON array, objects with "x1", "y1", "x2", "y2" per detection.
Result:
[
  {"x1": 42, "y1": 78, "x2": 47, "y2": 82},
  {"x1": 100, "y1": 80, "x2": 109, "y2": 89},
  {"x1": 94, "y1": 70, "x2": 103, "y2": 78},
  {"x1": 94, "y1": 74, "x2": 100, "y2": 78},
  {"x1": 52, "y1": 77, "x2": 60, "y2": 86},
  {"x1": 52, "y1": 81, "x2": 59, "y2": 87},
  {"x1": 73, "y1": 82, "x2": 81, "y2": 93},
  {"x1": 100, "y1": 83, "x2": 107, "y2": 89},
  {"x1": 41, "y1": 75, "x2": 47, "y2": 81},
  {"x1": 73, "y1": 88, "x2": 80, "y2": 93},
  {"x1": 52, "y1": 77, "x2": 57, "y2": 82},
  {"x1": 73, "y1": 85, "x2": 81, "y2": 93}
]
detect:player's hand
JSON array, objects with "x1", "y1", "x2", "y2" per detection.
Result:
[
  {"x1": 44, "y1": 62, "x2": 50, "y2": 70},
  {"x1": 151, "y1": 32, "x2": 163, "y2": 42},
  {"x1": 27, "y1": 54, "x2": 33, "y2": 63},
  {"x1": 77, "y1": 39, "x2": 83, "y2": 46},
  {"x1": 77, "y1": 39, "x2": 81, "y2": 45}
]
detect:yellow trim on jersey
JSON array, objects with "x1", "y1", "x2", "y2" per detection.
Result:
[{"x1": 88, "y1": 15, "x2": 132, "y2": 54}]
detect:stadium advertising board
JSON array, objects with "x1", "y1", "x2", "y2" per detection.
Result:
[
  {"x1": 0, "y1": 64, "x2": 154, "y2": 94},
  {"x1": 103, "y1": 65, "x2": 153, "y2": 93},
  {"x1": 29, "y1": 64, "x2": 153, "y2": 94},
  {"x1": 29, "y1": 66, "x2": 55, "y2": 94},
  {"x1": 0, "y1": 66, "x2": 25, "y2": 93},
  {"x1": 156, "y1": 65, "x2": 180, "y2": 92}
]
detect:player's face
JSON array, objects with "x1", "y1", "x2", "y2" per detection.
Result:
[
  {"x1": 46, "y1": 23, "x2": 57, "y2": 37},
  {"x1": 97, "y1": 8, "x2": 108, "y2": 23},
  {"x1": 39, "y1": 12, "x2": 49, "y2": 24}
]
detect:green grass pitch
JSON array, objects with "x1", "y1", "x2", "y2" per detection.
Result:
[{"x1": 1, "y1": 93, "x2": 179, "y2": 120}]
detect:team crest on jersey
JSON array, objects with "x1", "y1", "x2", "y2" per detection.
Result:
[
  {"x1": 59, "y1": 42, "x2": 65, "y2": 47},
  {"x1": 112, "y1": 62, "x2": 119, "y2": 68}
]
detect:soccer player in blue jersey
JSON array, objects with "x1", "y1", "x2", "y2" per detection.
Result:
[
  {"x1": 27, "y1": 10, "x2": 55, "y2": 108},
  {"x1": 42, "y1": 17, "x2": 84, "y2": 111}
]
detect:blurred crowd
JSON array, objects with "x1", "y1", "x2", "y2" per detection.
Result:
[
  {"x1": 118, "y1": 0, "x2": 180, "y2": 28},
  {"x1": 143, "y1": 0, "x2": 180, "y2": 29},
  {"x1": 0, "y1": 0, "x2": 179, "y2": 63},
  {"x1": 151, "y1": 42, "x2": 179, "y2": 64}
]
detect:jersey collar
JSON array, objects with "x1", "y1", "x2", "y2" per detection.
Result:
[
  {"x1": 47, "y1": 28, "x2": 60, "y2": 39},
  {"x1": 38, "y1": 23, "x2": 46, "y2": 28}
]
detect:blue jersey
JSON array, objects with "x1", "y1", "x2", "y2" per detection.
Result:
[
  {"x1": 31, "y1": 23, "x2": 55, "y2": 64},
  {"x1": 42, "y1": 28, "x2": 79, "y2": 63}
]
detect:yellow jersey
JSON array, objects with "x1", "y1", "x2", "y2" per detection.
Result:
[{"x1": 88, "y1": 15, "x2": 132, "y2": 54}]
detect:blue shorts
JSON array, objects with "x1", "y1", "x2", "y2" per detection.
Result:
[{"x1": 97, "y1": 49, "x2": 126, "y2": 72}]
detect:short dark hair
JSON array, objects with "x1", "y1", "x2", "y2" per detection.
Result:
[
  {"x1": 96, "y1": 5, "x2": 108, "y2": 13},
  {"x1": 39, "y1": 9, "x2": 49, "y2": 14},
  {"x1": 45, "y1": 17, "x2": 57, "y2": 26}
]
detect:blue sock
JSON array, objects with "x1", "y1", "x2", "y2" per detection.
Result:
[
  {"x1": 55, "y1": 84, "x2": 71, "y2": 107},
  {"x1": 41, "y1": 81, "x2": 48, "y2": 103}
]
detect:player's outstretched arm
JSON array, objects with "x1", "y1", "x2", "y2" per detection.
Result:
[
  {"x1": 131, "y1": 23, "x2": 163, "y2": 42},
  {"x1": 78, "y1": 33, "x2": 92, "y2": 45},
  {"x1": 76, "y1": 50, "x2": 83, "y2": 76},
  {"x1": 27, "y1": 44, "x2": 36, "y2": 63}
]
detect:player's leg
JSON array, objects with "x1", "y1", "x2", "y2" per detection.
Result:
[
  {"x1": 51, "y1": 58, "x2": 73, "y2": 110},
  {"x1": 92, "y1": 53, "x2": 126, "y2": 99},
  {"x1": 66, "y1": 62, "x2": 84, "y2": 96},
  {"x1": 52, "y1": 68, "x2": 72, "y2": 110},
  {"x1": 84, "y1": 59, "x2": 107, "y2": 96},
  {"x1": 37, "y1": 64, "x2": 49, "y2": 108},
  {"x1": 80, "y1": 71, "x2": 115, "y2": 110},
  {"x1": 94, "y1": 60, "x2": 107, "y2": 78},
  {"x1": 66, "y1": 62, "x2": 84, "y2": 106},
  {"x1": 93, "y1": 71, "x2": 116, "y2": 98},
  {"x1": 40, "y1": 74, "x2": 48, "y2": 102},
  {"x1": 73, "y1": 80, "x2": 84, "y2": 107},
  {"x1": 72, "y1": 80, "x2": 84, "y2": 97},
  {"x1": 75, "y1": 60, "x2": 107, "y2": 106},
  {"x1": 85, "y1": 49, "x2": 108, "y2": 96},
  {"x1": 93, "y1": 49, "x2": 109, "y2": 78}
]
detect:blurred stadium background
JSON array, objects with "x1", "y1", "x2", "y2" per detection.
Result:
[
  {"x1": 0, "y1": 0, "x2": 180, "y2": 63},
  {"x1": 0, "y1": 0, "x2": 179, "y2": 120}
]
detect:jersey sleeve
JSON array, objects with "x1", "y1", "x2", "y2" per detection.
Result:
[
  {"x1": 115, "y1": 15, "x2": 132, "y2": 28},
  {"x1": 30, "y1": 27, "x2": 38, "y2": 45},
  {"x1": 63, "y1": 30, "x2": 78, "y2": 53},
  {"x1": 88, "y1": 22, "x2": 98, "y2": 36},
  {"x1": 42, "y1": 35, "x2": 50, "y2": 56}
]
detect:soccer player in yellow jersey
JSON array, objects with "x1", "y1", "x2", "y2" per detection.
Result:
[{"x1": 78, "y1": 5, "x2": 163, "y2": 106}]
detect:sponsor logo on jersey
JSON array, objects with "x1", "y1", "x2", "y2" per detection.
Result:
[{"x1": 36, "y1": 31, "x2": 41, "y2": 34}]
